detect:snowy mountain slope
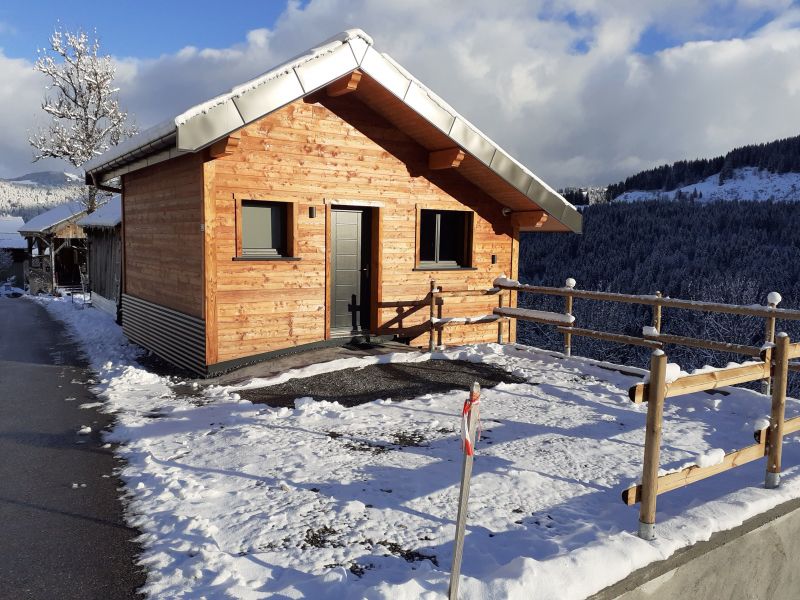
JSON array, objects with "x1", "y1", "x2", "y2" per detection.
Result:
[
  {"x1": 0, "y1": 171, "x2": 85, "y2": 220},
  {"x1": 1, "y1": 170, "x2": 81, "y2": 186},
  {"x1": 616, "y1": 167, "x2": 800, "y2": 203}
]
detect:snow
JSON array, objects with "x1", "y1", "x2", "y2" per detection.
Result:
[
  {"x1": 493, "y1": 275, "x2": 521, "y2": 288},
  {"x1": 494, "y1": 306, "x2": 576, "y2": 325},
  {"x1": 768, "y1": 291, "x2": 783, "y2": 307},
  {"x1": 77, "y1": 196, "x2": 121, "y2": 228},
  {"x1": 33, "y1": 296, "x2": 800, "y2": 599},
  {"x1": 696, "y1": 448, "x2": 726, "y2": 468},
  {"x1": 642, "y1": 325, "x2": 659, "y2": 337},
  {"x1": 616, "y1": 167, "x2": 800, "y2": 203},
  {"x1": 0, "y1": 215, "x2": 26, "y2": 249},
  {"x1": 77, "y1": 425, "x2": 92, "y2": 435},
  {"x1": 18, "y1": 201, "x2": 86, "y2": 234}
]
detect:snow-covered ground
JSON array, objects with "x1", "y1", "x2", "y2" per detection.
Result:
[
  {"x1": 35, "y1": 297, "x2": 800, "y2": 599},
  {"x1": 616, "y1": 167, "x2": 800, "y2": 203}
]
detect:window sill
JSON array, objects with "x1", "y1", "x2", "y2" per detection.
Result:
[
  {"x1": 412, "y1": 266, "x2": 478, "y2": 271},
  {"x1": 232, "y1": 256, "x2": 301, "y2": 262}
]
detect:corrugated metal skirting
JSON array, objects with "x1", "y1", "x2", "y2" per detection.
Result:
[{"x1": 122, "y1": 294, "x2": 206, "y2": 375}]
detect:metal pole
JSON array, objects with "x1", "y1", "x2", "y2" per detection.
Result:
[
  {"x1": 429, "y1": 279, "x2": 437, "y2": 352},
  {"x1": 766, "y1": 333, "x2": 789, "y2": 489},
  {"x1": 638, "y1": 349, "x2": 667, "y2": 540},
  {"x1": 449, "y1": 382, "x2": 480, "y2": 600}
]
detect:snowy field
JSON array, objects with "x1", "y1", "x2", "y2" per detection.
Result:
[
  {"x1": 36, "y1": 296, "x2": 800, "y2": 599},
  {"x1": 616, "y1": 167, "x2": 800, "y2": 203}
]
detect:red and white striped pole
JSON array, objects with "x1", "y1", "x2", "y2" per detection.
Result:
[{"x1": 449, "y1": 382, "x2": 481, "y2": 600}]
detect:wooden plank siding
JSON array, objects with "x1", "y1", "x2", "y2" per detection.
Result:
[
  {"x1": 122, "y1": 154, "x2": 205, "y2": 318},
  {"x1": 204, "y1": 95, "x2": 518, "y2": 364}
]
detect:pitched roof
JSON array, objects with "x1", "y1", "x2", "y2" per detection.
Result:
[
  {"x1": 77, "y1": 195, "x2": 121, "y2": 229},
  {"x1": 85, "y1": 29, "x2": 581, "y2": 233},
  {"x1": 18, "y1": 201, "x2": 87, "y2": 235},
  {"x1": 0, "y1": 216, "x2": 26, "y2": 249}
]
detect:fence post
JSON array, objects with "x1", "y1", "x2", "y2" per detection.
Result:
[
  {"x1": 766, "y1": 332, "x2": 789, "y2": 489},
  {"x1": 449, "y1": 382, "x2": 481, "y2": 600},
  {"x1": 638, "y1": 349, "x2": 667, "y2": 540},
  {"x1": 497, "y1": 293, "x2": 504, "y2": 344},
  {"x1": 429, "y1": 279, "x2": 437, "y2": 352},
  {"x1": 563, "y1": 278, "x2": 576, "y2": 356},
  {"x1": 653, "y1": 291, "x2": 662, "y2": 333},
  {"x1": 762, "y1": 292, "x2": 781, "y2": 396}
]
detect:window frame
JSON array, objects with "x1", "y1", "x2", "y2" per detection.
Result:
[
  {"x1": 233, "y1": 198, "x2": 300, "y2": 261},
  {"x1": 414, "y1": 206, "x2": 475, "y2": 271}
]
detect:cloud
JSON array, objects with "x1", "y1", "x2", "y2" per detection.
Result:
[{"x1": 2, "y1": 0, "x2": 800, "y2": 188}]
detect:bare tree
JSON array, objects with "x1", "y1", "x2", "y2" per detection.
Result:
[{"x1": 29, "y1": 27, "x2": 136, "y2": 212}]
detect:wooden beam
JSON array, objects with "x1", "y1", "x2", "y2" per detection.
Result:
[
  {"x1": 492, "y1": 282, "x2": 800, "y2": 321},
  {"x1": 557, "y1": 327, "x2": 662, "y2": 350},
  {"x1": 623, "y1": 429, "x2": 768, "y2": 505},
  {"x1": 327, "y1": 71, "x2": 362, "y2": 97},
  {"x1": 208, "y1": 133, "x2": 241, "y2": 158},
  {"x1": 644, "y1": 331, "x2": 763, "y2": 358},
  {"x1": 629, "y1": 361, "x2": 770, "y2": 403},
  {"x1": 429, "y1": 147, "x2": 465, "y2": 170},
  {"x1": 513, "y1": 210, "x2": 549, "y2": 231}
]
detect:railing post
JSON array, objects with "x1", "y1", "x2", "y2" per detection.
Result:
[
  {"x1": 762, "y1": 292, "x2": 781, "y2": 396},
  {"x1": 497, "y1": 293, "x2": 504, "y2": 344},
  {"x1": 429, "y1": 279, "x2": 437, "y2": 352},
  {"x1": 766, "y1": 332, "x2": 789, "y2": 489},
  {"x1": 638, "y1": 349, "x2": 667, "y2": 540},
  {"x1": 563, "y1": 278, "x2": 576, "y2": 356},
  {"x1": 653, "y1": 291, "x2": 662, "y2": 333}
]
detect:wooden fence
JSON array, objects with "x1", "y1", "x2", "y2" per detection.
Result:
[{"x1": 434, "y1": 277, "x2": 800, "y2": 539}]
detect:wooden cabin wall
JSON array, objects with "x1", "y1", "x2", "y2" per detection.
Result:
[
  {"x1": 122, "y1": 154, "x2": 205, "y2": 318},
  {"x1": 205, "y1": 95, "x2": 516, "y2": 365},
  {"x1": 86, "y1": 227, "x2": 121, "y2": 303}
]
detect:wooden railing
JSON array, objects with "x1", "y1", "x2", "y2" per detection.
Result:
[
  {"x1": 479, "y1": 277, "x2": 800, "y2": 539},
  {"x1": 491, "y1": 279, "x2": 800, "y2": 385},
  {"x1": 621, "y1": 336, "x2": 800, "y2": 539}
]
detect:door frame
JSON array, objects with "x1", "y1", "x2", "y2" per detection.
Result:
[{"x1": 324, "y1": 200, "x2": 382, "y2": 340}]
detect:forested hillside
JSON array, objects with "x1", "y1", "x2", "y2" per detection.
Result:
[
  {"x1": 517, "y1": 200, "x2": 800, "y2": 390},
  {"x1": 0, "y1": 172, "x2": 84, "y2": 220},
  {"x1": 607, "y1": 134, "x2": 800, "y2": 200}
]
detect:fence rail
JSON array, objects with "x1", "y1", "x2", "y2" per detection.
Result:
[{"x1": 428, "y1": 276, "x2": 800, "y2": 540}]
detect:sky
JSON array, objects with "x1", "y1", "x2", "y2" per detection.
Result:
[{"x1": 1, "y1": 0, "x2": 799, "y2": 187}]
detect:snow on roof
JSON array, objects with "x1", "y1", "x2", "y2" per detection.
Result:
[
  {"x1": 77, "y1": 195, "x2": 121, "y2": 228},
  {"x1": 83, "y1": 28, "x2": 581, "y2": 233},
  {"x1": 18, "y1": 201, "x2": 87, "y2": 235},
  {"x1": 0, "y1": 215, "x2": 26, "y2": 249}
]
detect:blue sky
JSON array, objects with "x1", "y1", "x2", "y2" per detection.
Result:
[
  {"x1": 1, "y1": 1, "x2": 799, "y2": 185},
  {"x1": 0, "y1": 1, "x2": 292, "y2": 59},
  {"x1": 1, "y1": 0, "x2": 788, "y2": 60}
]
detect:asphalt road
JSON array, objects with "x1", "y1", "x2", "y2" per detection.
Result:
[{"x1": 0, "y1": 297, "x2": 145, "y2": 599}]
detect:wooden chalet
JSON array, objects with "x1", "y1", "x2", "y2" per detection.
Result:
[
  {"x1": 18, "y1": 201, "x2": 88, "y2": 294},
  {"x1": 77, "y1": 196, "x2": 122, "y2": 317},
  {"x1": 84, "y1": 29, "x2": 582, "y2": 375}
]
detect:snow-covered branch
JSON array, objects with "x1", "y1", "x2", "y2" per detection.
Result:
[{"x1": 28, "y1": 27, "x2": 137, "y2": 211}]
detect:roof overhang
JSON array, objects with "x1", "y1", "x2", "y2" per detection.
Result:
[{"x1": 84, "y1": 29, "x2": 581, "y2": 233}]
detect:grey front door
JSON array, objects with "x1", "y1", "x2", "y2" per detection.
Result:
[{"x1": 331, "y1": 207, "x2": 371, "y2": 334}]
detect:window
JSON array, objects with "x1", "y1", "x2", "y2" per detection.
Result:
[
  {"x1": 418, "y1": 209, "x2": 473, "y2": 268},
  {"x1": 237, "y1": 200, "x2": 297, "y2": 260}
]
